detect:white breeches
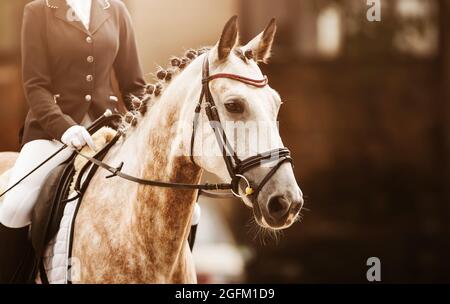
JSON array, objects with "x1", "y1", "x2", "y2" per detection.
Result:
[{"x1": 0, "y1": 140, "x2": 73, "y2": 228}]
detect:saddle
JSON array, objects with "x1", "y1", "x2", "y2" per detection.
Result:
[{"x1": 25, "y1": 114, "x2": 122, "y2": 283}]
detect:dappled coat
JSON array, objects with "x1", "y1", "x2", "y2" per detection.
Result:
[{"x1": 20, "y1": 0, "x2": 146, "y2": 146}]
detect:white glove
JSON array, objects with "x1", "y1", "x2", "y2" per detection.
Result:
[{"x1": 61, "y1": 125, "x2": 96, "y2": 151}]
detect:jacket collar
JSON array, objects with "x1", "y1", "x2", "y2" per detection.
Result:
[{"x1": 51, "y1": 0, "x2": 111, "y2": 35}]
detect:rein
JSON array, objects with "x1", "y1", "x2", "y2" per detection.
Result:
[
  {"x1": 73, "y1": 54, "x2": 293, "y2": 201},
  {"x1": 72, "y1": 136, "x2": 232, "y2": 191},
  {"x1": 0, "y1": 111, "x2": 121, "y2": 200},
  {"x1": 1, "y1": 53, "x2": 293, "y2": 202}
]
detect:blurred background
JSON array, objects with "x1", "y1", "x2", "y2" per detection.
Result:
[{"x1": 0, "y1": 0, "x2": 449, "y2": 283}]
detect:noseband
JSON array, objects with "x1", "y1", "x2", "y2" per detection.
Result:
[{"x1": 190, "y1": 54, "x2": 293, "y2": 201}]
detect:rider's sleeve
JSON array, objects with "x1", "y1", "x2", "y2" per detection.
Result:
[
  {"x1": 113, "y1": 1, "x2": 147, "y2": 112},
  {"x1": 21, "y1": 3, "x2": 77, "y2": 141}
]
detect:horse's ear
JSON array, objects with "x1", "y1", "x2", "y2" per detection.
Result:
[
  {"x1": 243, "y1": 18, "x2": 277, "y2": 64},
  {"x1": 214, "y1": 16, "x2": 239, "y2": 62}
]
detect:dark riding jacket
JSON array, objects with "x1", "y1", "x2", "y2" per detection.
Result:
[{"x1": 20, "y1": 0, "x2": 146, "y2": 146}]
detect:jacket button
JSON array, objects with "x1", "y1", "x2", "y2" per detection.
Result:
[
  {"x1": 85, "y1": 95, "x2": 92, "y2": 102},
  {"x1": 87, "y1": 56, "x2": 94, "y2": 63},
  {"x1": 86, "y1": 75, "x2": 93, "y2": 82},
  {"x1": 53, "y1": 94, "x2": 60, "y2": 104},
  {"x1": 86, "y1": 36, "x2": 93, "y2": 43}
]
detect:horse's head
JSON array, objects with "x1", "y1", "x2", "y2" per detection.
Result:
[{"x1": 191, "y1": 16, "x2": 303, "y2": 230}]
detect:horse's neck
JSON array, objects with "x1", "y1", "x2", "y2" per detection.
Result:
[{"x1": 109, "y1": 58, "x2": 203, "y2": 278}]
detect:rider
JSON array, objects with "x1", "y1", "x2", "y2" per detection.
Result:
[{"x1": 0, "y1": 0, "x2": 146, "y2": 283}]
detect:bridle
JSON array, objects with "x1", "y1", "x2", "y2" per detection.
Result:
[
  {"x1": 0, "y1": 53, "x2": 293, "y2": 204},
  {"x1": 82, "y1": 53, "x2": 293, "y2": 202},
  {"x1": 189, "y1": 54, "x2": 293, "y2": 201}
]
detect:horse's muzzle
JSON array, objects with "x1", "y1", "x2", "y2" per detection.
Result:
[{"x1": 253, "y1": 192, "x2": 303, "y2": 230}]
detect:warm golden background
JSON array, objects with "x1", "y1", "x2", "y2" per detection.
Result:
[{"x1": 0, "y1": 0, "x2": 449, "y2": 283}]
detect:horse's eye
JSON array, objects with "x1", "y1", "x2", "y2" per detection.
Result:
[{"x1": 224, "y1": 100, "x2": 245, "y2": 114}]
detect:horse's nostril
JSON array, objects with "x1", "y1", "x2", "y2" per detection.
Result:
[{"x1": 268, "y1": 196, "x2": 290, "y2": 219}]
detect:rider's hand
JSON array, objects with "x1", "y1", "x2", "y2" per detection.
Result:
[{"x1": 61, "y1": 125, "x2": 96, "y2": 151}]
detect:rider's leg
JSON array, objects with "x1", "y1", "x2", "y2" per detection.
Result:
[
  {"x1": 0, "y1": 140, "x2": 73, "y2": 227},
  {"x1": 0, "y1": 139, "x2": 73, "y2": 283},
  {"x1": 0, "y1": 224, "x2": 33, "y2": 283}
]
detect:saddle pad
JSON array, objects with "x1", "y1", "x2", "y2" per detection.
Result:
[
  {"x1": 40, "y1": 197, "x2": 79, "y2": 284},
  {"x1": 38, "y1": 127, "x2": 118, "y2": 284},
  {"x1": 39, "y1": 160, "x2": 96, "y2": 284}
]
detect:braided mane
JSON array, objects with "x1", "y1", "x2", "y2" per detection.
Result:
[{"x1": 119, "y1": 47, "x2": 212, "y2": 132}]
